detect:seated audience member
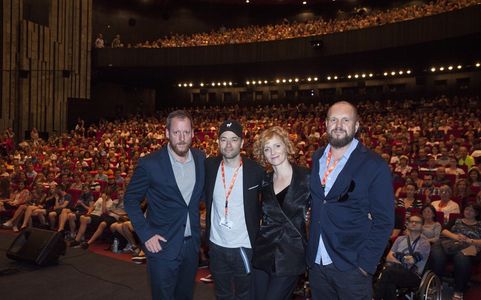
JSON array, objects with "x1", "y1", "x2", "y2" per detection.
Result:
[
  {"x1": 467, "y1": 167, "x2": 481, "y2": 189},
  {"x1": 433, "y1": 166, "x2": 451, "y2": 187},
  {"x1": 431, "y1": 185, "x2": 461, "y2": 223},
  {"x1": 394, "y1": 155, "x2": 412, "y2": 177},
  {"x1": 2, "y1": 181, "x2": 31, "y2": 231},
  {"x1": 392, "y1": 183, "x2": 423, "y2": 238},
  {"x1": 457, "y1": 146, "x2": 475, "y2": 169},
  {"x1": 57, "y1": 184, "x2": 94, "y2": 237},
  {"x1": 18, "y1": 188, "x2": 47, "y2": 230},
  {"x1": 47, "y1": 184, "x2": 73, "y2": 229},
  {"x1": 421, "y1": 205, "x2": 442, "y2": 244},
  {"x1": 430, "y1": 203, "x2": 481, "y2": 300},
  {"x1": 446, "y1": 159, "x2": 466, "y2": 178},
  {"x1": 70, "y1": 189, "x2": 114, "y2": 249},
  {"x1": 453, "y1": 178, "x2": 472, "y2": 208},
  {"x1": 374, "y1": 215, "x2": 431, "y2": 300},
  {"x1": 418, "y1": 174, "x2": 440, "y2": 202}
]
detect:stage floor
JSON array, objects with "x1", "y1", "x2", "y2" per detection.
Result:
[{"x1": 0, "y1": 231, "x2": 214, "y2": 300}]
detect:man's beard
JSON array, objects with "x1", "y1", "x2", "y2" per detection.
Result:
[
  {"x1": 328, "y1": 128, "x2": 355, "y2": 148},
  {"x1": 170, "y1": 142, "x2": 190, "y2": 157}
]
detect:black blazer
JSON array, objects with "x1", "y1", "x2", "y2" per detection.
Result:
[
  {"x1": 205, "y1": 155, "x2": 264, "y2": 247},
  {"x1": 252, "y1": 165, "x2": 311, "y2": 276}
]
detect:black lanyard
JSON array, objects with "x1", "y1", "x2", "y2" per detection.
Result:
[{"x1": 407, "y1": 235, "x2": 420, "y2": 255}]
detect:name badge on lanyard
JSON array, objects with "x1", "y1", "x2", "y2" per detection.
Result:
[{"x1": 220, "y1": 159, "x2": 242, "y2": 231}]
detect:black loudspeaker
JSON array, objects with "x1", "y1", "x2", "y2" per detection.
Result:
[{"x1": 6, "y1": 228, "x2": 66, "y2": 266}]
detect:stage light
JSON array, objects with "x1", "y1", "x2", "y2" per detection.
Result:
[
  {"x1": 217, "y1": 82, "x2": 221, "y2": 86},
  {"x1": 288, "y1": 79, "x2": 292, "y2": 83},
  {"x1": 211, "y1": 82, "x2": 216, "y2": 87},
  {"x1": 252, "y1": 81, "x2": 256, "y2": 85},
  {"x1": 390, "y1": 71, "x2": 395, "y2": 76},
  {"x1": 334, "y1": 76, "x2": 338, "y2": 80},
  {"x1": 313, "y1": 77, "x2": 318, "y2": 81},
  {"x1": 257, "y1": 80, "x2": 261, "y2": 84},
  {"x1": 354, "y1": 74, "x2": 359, "y2": 78},
  {"x1": 383, "y1": 72, "x2": 388, "y2": 76},
  {"x1": 302, "y1": 1, "x2": 307, "y2": 5},
  {"x1": 177, "y1": 83, "x2": 182, "y2": 87},
  {"x1": 348, "y1": 75, "x2": 352, "y2": 79},
  {"x1": 457, "y1": 65, "x2": 462, "y2": 69},
  {"x1": 361, "y1": 74, "x2": 366, "y2": 78},
  {"x1": 439, "y1": 67, "x2": 444, "y2": 71},
  {"x1": 307, "y1": 77, "x2": 312, "y2": 82},
  {"x1": 264, "y1": 80, "x2": 268, "y2": 84},
  {"x1": 476, "y1": 62, "x2": 480, "y2": 67},
  {"x1": 183, "y1": 83, "x2": 188, "y2": 87},
  {"x1": 327, "y1": 76, "x2": 331, "y2": 80},
  {"x1": 399, "y1": 71, "x2": 403, "y2": 75},
  {"x1": 406, "y1": 70, "x2": 411, "y2": 74},
  {"x1": 188, "y1": 83, "x2": 193, "y2": 87},
  {"x1": 282, "y1": 79, "x2": 286, "y2": 83},
  {"x1": 294, "y1": 78, "x2": 299, "y2": 82},
  {"x1": 369, "y1": 73, "x2": 373, "y2": 77},
  {"x1": 448, "y1": 66, "x2": 453, "y2": 70},
  {"x1": 246, "y1": 81, "x2": 250, "y2": 85},
  {"x1": 200, "y1": 83, "x2": 204, "y2": 87},
  {"x1": 228, "y1": 82, "x2": 232, "y2": 86},
  {"x1": 222, "y1": 82, "x2": 227, "y2": 86},
  {"x1": 430, "y1": 67, "x2": 436, "y2": 72},
  {"x1": 276, "y1": 79, "x2": 280, "y2": 83},
  {"x1": 246, "y1": 0, "x2": 249, "y2": 3}
]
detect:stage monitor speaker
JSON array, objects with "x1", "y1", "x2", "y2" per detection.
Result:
[{"x1": 6, "y1": 228, "x2": 66, "y2": 266}]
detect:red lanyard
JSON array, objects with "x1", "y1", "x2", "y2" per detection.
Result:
[
  {"x1": 321, "y1": 148, "x2": 339, "y2": 188},
  {"x1": 221, "y1": 159, "x2": 243, "y2": 219}
]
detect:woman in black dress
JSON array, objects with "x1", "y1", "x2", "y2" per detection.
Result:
[{"x1": 252, "y1": 126, "x2": 311, "y2": 300}]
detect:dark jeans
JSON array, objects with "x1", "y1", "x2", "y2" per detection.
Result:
[
  {"x1": 429, "y1": 241, "x2": 474, "y2": 293},
  {"x1": 146, "y1": 237, "x2": 198, "y2": 300},
  {"x1": 309, "y1": 263, "x2": 372, "y2": 300},
  {"x1": 209, "y1": 242, "x2": 252, "y2": 300},
  {"x1": 253, "y1": 268, "x2": 299, "y2": 300},
  {"x1": 373, "y1": 264, "x2": 421, "y2": 300}
]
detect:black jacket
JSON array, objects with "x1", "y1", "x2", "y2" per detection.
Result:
[
  {"x1": 252, "y1": 165, "x2": 311, "y2": 276},
  {"x1": 205, "y1": 155, "x2": 264, "y2": 247}
]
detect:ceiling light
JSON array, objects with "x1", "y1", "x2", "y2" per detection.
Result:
[
  {"x1": 211, "y1": 82, "x2": 215, "y2": 87},
  {"x1": 177, "y1": 83, "x2": 182, "y2": 87},
  {"x1": 361, "y1": 74, "x2": 366, "y2": 78},
  {"x1": 327, "y1": 76, "x2": 331, "y2": 80},
  {"x1": 399, "y1": 71, "x2": 403, "y2": 75},
  {"x1": 183, "y1": 83, "x2": 188, "y2": 87},
  {"x1": 264, "y1": 80, "x2": 268, "y2": 84},
  {"x1": 302, "y1": 1, "x2": 307, "y2": 5},
  {"x1": 307, "y1": 77, "x2": 312, "y2": 82},
  {"x1": 222, "y1": 82, "x2": 227, "y2": 86},
  {"x1": 228, "y1": 82, "x2": 232, "y2": 86},
  {"x1": 313, "y1": 77, "x2": 318, "y2": 81},
  {"x1": 430, "y1": 67, "x2": 436, "y2": 72},
  {"x1": 188, "y1": 83, "x2": 193, "y2": 87},
  {"x1": 276, "y1": 79, "x2": 280, "y2": 83},
  {"x1": 294, "y1": 78, "x2": 299, "y2": 82},
  {"x1": 406, "y1": 70, "x2": 411, "y2": 74},
  {"x1": 334, "y1": 76, "x2": 338, "y2": 80},
  {"x1": 217, "y1": 82, "x2": 221, "y2": 86},
  {"x1": 476, "y1": 62, "x2": 480, "y2": 67},
  {"x1": 282, "y1": 79, "x2": 286, "y2": 83},
  {"x1": 288, "y1": 79, "x2": 293, "y2": 83},
  {"x1": 246, "y1": 81, "x2": 250, "y2": 85},
  {"x1": 354, "y1": 74, "x2": 359, "y2": 78},
  {"x1": 252, "y1": 81, "x2": 256, "y2": 85},
  {"x1": 448, "y1": 66, "x2": 453, "y2": 70},
  {"x1": 369, "y1": 73, "x2": 373, "y2": 77},
  {"x1": 439, "y1": 67, "x2": 444, "y2": 71},
  {"x1": 348, "y1": 75, "x2": 352, "y2": 79},
  {"x1": 390, "y1": 71, "x2": 395, "y2": 76},
  {"x1": 457, "y1": 65, "x2": 462, "y2": 69},
  {"x1": 246, "y1": 0, "x2": 249, "y2": 3},
  {"x1": 200, "y1": 83, "x2": 204, "y2": 87},
  {"x1": 383, "y1": 72, "x2": 388, "y2": 76}
]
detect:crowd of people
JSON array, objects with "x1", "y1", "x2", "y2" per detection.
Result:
[
  {"x1": 105, "y1": 0, "x2": 479, "y2": 49},
  {"x1": 0, "y1": 94, "x2": 481, "y2": 299}
]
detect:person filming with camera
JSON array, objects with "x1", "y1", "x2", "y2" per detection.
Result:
[{"x1": 373, "y1": 214, "x2": 431, "y2": 300}]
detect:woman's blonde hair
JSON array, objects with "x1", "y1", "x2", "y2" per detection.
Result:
[{"x1": 253, "y1": 126, "x2": 296, "y2": 167}]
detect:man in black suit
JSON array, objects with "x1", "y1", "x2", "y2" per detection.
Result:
[
  {"x1": 205, "y1": 120, "x2": 264, "y2": 300},
  {"x1": 124, "y1": 110, "x2": 205, "y2": 300}
]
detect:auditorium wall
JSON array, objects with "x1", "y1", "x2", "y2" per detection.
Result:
[{"x1": 1, "y1": 0, "x2": 92, "y2": 140}]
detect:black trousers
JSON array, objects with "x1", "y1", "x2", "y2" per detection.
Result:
[
  {"x1": 146, "y1": 237, "x2": 198, "y2": 300},
  {"x1": 253, "y1": 268, "x2": 299, "y2": 300},
  {"x1": 373, "y1": 264, "x2": 421, "y2": 300},
  {"x1": 309, "y1": 263, "x2": 373, "y2": 300},
  {"x1": 209, "y1": 242, "x2": 253, "y2": 300}
]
